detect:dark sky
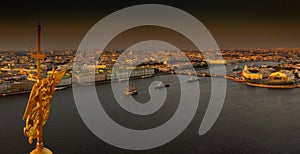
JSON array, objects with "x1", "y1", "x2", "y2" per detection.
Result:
[{"x1": 0, "y1": 0, "x2": 299, "y2": 50}]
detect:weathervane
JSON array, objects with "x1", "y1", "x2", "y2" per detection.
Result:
[{"x1": 22, "y1": 23, "x2": 67, "y2": 154}]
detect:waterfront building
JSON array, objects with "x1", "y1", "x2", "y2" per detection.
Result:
[
  {"x1": 268, "y1": 70, "x2": 295, "y2": 83},
  {"x1": 241, "y1": 65, "x2": 262, "y2": 80}
]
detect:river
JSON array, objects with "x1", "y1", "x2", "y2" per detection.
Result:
[{"x1": 1, "y1": 64, "x2": 300, "y2": 153}]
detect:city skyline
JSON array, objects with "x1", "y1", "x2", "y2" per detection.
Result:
[
  {"x1": 2, "y1": 2, "x2": 300, "y2": 153},
  {"x1": 0, "y1": 0, "x2": 299, "y2": 50}
]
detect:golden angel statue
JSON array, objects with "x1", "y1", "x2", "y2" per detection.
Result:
[{"x1": 22, "y1": 68, "x2": 67, "y2": 154}]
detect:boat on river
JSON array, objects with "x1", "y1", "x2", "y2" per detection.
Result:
[
  {"x1": 125, "y1": 80, "x2": 138, "y2": 95},
  {"x1": 154, "y1": 82, "x2": 170, "y2": 89}
]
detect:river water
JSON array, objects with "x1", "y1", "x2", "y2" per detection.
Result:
[{"x1": 1, "y1": 63, "x2": 300, "y2": 153}]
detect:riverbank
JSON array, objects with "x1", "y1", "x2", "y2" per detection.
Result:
[
  {"x1": 225, "y1": 75, "x2": 300, "y2": 89},
  {"x1": 2, "y1": 70, "x2": 300, "y2": 97},
  {"x1": 0, "y1": 73, "x2": 157, "y2": 96},
  {"x1": 245, "y1": 82, "x2": 298, "y2": 89}
]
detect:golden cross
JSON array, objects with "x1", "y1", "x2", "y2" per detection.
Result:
[{"x1": 31, "y1": 23, "x2": 46, "y2": 80}]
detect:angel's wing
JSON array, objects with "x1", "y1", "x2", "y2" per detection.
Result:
[
  {"x1": 53, "y1": 68, "x2": 67, "y2": 85},
  {"x1": 23, "y1": 66, "x2": 68, "y2": 120},
  {"x1": 22, "y1": 81, "x2": 40, "y2": 120}
]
